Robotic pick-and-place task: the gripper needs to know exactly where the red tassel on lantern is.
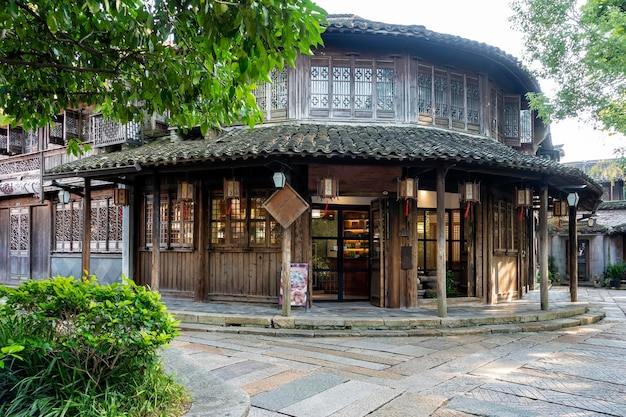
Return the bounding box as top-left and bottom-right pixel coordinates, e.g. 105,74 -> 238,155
464,203 -> 470,218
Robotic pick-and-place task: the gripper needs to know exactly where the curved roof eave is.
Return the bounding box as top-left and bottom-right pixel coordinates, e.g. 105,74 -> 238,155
44,123 -> 601,200
323,14 -> 541,93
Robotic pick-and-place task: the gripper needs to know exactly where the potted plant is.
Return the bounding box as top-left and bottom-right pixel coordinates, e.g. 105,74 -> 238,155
604,261 -> 626,289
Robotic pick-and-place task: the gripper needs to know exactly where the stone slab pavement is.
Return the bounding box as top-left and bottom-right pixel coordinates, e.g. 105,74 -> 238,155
162,287 -> 626,416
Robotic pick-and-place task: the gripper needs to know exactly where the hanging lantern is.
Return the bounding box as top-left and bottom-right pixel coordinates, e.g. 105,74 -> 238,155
224,178 -> 241,200
398,177 -> 418,217
398,177 -> 418,200
113,187 -> 129,206
459,181 -> 480,203
552,200 -> 568,217
178,181 -> 194,201
317,177 -> 339,199
514,187 -> 533,208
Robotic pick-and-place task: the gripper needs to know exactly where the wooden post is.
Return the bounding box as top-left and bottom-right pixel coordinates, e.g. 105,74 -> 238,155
81,178 -> 91,278
151,174 -> 161,290
282,225 -> 292,316
540,185 -> 549,311
569,204 -> 578,302
407,199 -> 418,308
436,164 -> 447,318
196,183 -> 206,301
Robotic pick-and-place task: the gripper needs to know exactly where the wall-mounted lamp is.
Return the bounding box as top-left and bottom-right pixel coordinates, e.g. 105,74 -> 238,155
566,192 -> 580,208
459,181 -> 480,203
587,217 -> 595,227
58,190 -> 70,204
272,172 -> 286,189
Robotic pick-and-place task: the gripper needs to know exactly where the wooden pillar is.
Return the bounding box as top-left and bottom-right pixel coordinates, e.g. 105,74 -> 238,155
436,164 -> 447,318
81,178 -> 91,277
151,173 -> 161,290
196,182 -> 206,301
539,185 -> 549,311
281,226 -> 292,316
569,203 -> 578,302
407,200 -> 418,308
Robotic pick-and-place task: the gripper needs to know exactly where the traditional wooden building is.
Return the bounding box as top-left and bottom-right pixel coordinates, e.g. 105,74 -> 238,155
36,15 -> 604,308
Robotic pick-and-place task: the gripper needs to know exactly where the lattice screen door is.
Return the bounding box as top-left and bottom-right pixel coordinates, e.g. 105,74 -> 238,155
9,207 -> 30,281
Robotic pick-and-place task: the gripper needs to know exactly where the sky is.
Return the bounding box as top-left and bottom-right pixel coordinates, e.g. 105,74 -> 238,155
313,0 -> 622,163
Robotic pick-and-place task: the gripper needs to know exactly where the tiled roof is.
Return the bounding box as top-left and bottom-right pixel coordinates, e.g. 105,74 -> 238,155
45,122 -> 601,192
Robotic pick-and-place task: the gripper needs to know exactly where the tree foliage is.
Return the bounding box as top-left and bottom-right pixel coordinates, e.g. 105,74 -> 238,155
510,0 -> 626,134
0,0 -> 326,135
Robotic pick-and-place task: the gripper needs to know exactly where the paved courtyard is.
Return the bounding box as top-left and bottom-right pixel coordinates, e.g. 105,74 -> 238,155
169,288 -> 626,416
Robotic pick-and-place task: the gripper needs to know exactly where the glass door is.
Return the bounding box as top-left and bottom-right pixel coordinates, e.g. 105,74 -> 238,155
312,207 -> 370,301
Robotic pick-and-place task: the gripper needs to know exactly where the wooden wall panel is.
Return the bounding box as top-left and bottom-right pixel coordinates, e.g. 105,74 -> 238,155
309,165 -> 402,195
208,250 -> 281,302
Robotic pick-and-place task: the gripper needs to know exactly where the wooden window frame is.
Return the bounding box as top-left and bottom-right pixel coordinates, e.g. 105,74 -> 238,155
145,193 -> 195,250
309,55 -> 396,119
210,191 -> 281,249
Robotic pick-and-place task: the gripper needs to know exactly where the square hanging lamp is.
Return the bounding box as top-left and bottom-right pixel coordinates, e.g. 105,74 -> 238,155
224,178 -> 241,199
515,187 -> 533,208
398,177 -> 418,200
318,177 -> 339,199
460,181 -> 480,203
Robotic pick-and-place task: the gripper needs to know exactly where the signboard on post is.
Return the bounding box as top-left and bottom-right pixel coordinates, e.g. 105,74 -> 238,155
262,183 -> 309,228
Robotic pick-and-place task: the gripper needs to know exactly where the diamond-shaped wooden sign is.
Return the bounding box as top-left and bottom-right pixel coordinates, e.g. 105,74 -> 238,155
263,183 -> 309,228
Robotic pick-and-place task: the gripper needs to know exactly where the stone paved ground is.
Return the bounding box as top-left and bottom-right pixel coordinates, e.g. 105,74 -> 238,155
171,288 -> 626,416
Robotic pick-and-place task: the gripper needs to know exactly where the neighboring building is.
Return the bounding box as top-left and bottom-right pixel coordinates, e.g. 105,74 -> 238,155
551,159 -> 626,285
4,15 -> 602,308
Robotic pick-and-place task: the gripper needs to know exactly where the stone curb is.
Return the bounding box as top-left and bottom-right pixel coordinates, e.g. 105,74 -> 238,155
173,305 -> 606,338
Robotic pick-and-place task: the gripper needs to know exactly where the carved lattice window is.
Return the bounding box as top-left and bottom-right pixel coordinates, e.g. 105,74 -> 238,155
145,193 -> 194,249
55,199 -> 122,253
450,74 -> 465,122
310,64 -> 330,109
418,65 -> 433,115
253,69 -> 288,120
310,56 -> 395,118
434,69 -> 449,118
520,109 -> 533,144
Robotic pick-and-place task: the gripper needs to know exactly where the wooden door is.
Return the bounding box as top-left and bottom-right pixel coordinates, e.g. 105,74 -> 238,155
0,209 -> 8,282
9,207 -> 30,282
370,199 -> 388,307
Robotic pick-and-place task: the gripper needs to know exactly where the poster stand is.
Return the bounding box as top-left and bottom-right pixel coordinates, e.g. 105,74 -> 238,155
278,263 -> 309,310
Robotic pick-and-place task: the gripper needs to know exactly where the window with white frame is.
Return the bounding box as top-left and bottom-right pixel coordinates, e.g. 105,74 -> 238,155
309,56 -> 395,119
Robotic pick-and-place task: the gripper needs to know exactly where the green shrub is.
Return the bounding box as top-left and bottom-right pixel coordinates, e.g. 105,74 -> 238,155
0,276 -> 186,417
604,261 -> 626,287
